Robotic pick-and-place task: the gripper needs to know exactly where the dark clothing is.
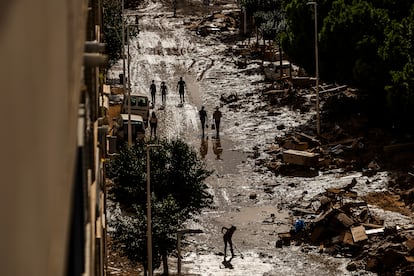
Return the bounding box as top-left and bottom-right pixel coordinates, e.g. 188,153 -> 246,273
150,83 -> 156,104
199,108 -> 207,136
161,83 -> 167,105
213,109 -> 222,137
177,79 -> 186,103
222,226 -> 236,258
149,115 -> 158,138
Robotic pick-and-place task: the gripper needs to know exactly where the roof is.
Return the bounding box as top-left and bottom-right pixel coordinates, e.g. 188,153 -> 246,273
120,113 -> 144,122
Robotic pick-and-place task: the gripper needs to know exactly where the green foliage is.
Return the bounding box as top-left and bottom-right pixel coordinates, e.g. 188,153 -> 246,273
282,0 -> 315,72
282,0 -> 414,129
240,0 -> 286,41
108,139 -> 213,271
103,0 -> 140,67
103,0 -> 123,67
380,6 -> 414,127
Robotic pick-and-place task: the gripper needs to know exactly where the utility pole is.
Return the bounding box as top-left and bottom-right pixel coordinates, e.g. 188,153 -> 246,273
146,144 -> 162,276
121,0 -> 133,146
307,1 -> 320,135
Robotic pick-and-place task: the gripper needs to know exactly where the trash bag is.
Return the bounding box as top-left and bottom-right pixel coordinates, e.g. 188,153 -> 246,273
294,220 -> 305,233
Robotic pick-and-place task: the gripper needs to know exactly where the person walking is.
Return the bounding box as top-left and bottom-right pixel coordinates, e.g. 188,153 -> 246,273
221,225 -> 236,259
150,80 -> 156,106
160,81 -> 168,106
149,111 -> 158,139
176,76 -> 186,104
199,106 -> 207,137
213,106 -> 222,137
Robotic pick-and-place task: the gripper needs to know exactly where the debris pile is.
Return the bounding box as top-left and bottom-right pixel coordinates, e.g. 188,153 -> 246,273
185,10 -> 239,36
276,178 -> 414,274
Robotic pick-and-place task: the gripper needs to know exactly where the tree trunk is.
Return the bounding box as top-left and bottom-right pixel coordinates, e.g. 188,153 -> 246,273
162,253 -> 169,275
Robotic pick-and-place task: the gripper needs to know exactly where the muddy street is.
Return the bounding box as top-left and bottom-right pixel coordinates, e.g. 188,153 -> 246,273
107,1 -> 410,275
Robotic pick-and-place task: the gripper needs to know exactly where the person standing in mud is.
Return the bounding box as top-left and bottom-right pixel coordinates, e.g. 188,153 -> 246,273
160,81 -> 168,106
199,106 -> 207,137
150,80 -> 156,105
177,76 -> 186,104
149,111 -> 158,139
222,225 -> 236,258
213,106 -> 222,137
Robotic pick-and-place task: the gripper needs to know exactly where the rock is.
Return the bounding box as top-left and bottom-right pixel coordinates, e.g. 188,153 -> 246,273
346,261 -> 358,271
249,193 -> 257,199
275,240 -> 283,248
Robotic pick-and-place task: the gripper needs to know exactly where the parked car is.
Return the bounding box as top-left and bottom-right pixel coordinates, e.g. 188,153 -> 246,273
122,94 -> 150,123
119,113 -> 146,143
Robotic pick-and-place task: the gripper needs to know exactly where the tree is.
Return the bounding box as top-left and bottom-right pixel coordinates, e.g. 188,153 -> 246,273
282,0 -> 414,130
108,139 -> 213,275
103,0 -> 123,67
379,6 -> 414,129
240,0 -> 285,43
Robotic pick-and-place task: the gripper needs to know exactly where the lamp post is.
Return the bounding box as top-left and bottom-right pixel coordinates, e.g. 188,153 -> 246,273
307,1 -> 320,135
146,144 -> 162,276
126,24 -> 133,147
120,0 -> 133,147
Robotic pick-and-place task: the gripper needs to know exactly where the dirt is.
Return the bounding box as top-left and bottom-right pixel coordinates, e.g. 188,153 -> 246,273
105,0 -> 414,275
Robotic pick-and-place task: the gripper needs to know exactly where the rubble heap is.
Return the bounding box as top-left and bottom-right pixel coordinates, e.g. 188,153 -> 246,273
277,178 -> 414,275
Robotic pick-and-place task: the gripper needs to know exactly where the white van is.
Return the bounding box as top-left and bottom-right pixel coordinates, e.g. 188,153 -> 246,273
123,94 -> 150,122
119,113 -> 146,142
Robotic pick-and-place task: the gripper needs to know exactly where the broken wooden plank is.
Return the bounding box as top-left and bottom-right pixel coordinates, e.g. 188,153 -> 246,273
283,149 -> 319,166
283,140 -> 308,151
324,137 -> 363,147
342,230 -> 354,245
361,223 -> 384,229
335,212 -> 355,228
350,225 -> 368,242
316,85 -> 347,95
365,228 -> 384,235
295,132 -> 321,145
292,207 -> 316,215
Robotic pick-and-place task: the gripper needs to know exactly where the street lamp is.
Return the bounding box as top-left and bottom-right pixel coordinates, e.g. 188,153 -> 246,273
120,0 -> 133,146
146,144 -> 162,276
126,23 -> 139,146
307,1 -> 320,135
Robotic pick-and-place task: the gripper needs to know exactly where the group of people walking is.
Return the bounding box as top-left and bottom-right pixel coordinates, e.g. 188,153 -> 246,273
199,105 -> 222,138
149,76 -> 187,106
149,80 -> 168,106
147,77 -> 224,142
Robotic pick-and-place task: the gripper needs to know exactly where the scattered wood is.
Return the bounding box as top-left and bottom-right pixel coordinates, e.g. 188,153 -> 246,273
283,149 -> 319,166
361,223 -> 384,229
295,132 -> 321,145
292,207 -> 316,215
365,228 -> 384,235
350,225 -> 368,242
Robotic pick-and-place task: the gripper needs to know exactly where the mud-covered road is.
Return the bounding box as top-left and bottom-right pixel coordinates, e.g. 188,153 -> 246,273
107,1 -> 410,275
